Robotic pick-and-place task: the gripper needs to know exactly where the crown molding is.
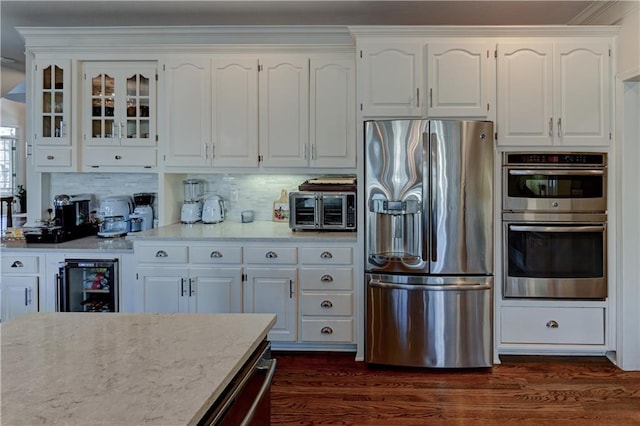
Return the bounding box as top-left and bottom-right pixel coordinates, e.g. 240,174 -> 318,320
348,25 -> 620,38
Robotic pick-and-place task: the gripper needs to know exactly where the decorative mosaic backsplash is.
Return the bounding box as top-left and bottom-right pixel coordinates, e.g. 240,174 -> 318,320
49,172 -> 318,223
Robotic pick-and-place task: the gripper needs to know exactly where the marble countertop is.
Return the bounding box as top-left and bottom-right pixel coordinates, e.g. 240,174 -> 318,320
126,221 -> 358,242
0,312 -> 276,425
1,235 -> 134,252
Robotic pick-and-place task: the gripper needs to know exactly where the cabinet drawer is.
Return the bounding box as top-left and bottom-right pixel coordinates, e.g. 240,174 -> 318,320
84,148 -> 157,168
1,255 -> 39,274
299,247 -> 352,265
245,247 -> 297,264
300,293 -> 353,316
301,318 -> 354,342
501,306 -> 605,345
299,268 -> 353,291
136,244 -> 188,264
35,148 -> 72,167
190,246 -> 242,264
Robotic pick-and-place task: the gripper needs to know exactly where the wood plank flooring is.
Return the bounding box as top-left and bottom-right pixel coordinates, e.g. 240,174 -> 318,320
271,352 -> 640,425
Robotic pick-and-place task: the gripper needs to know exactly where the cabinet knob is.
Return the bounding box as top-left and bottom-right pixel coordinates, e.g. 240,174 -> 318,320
320,300 -> 333,308
321,326 -> 333,335
155,250 -> 168,258
265,251 -> 278,259
47,155 -> 54,160
210,251 -> 223,258
546,320 -> 559,329
320,251 -> 333,259
115,155 -> 122,160
11,260 -> 24,268
320,274 -> 334,282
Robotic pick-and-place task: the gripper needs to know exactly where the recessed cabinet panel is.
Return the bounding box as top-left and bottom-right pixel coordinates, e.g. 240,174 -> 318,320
34,148 -> 72,168
427,43 -> 490,117
1,277 -> 39,322
34,60 -> 71,147
359,40 -> 424,117
163,58 -> 211,167
212,57 -> 259,167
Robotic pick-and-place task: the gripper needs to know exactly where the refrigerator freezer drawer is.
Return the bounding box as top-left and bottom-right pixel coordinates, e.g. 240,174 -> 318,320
366,274 -> 492,368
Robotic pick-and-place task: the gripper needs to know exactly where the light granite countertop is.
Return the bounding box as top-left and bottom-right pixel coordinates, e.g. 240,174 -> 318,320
126,220 -> 358,242
0,312 -> 276,425
1,235 -> 134,251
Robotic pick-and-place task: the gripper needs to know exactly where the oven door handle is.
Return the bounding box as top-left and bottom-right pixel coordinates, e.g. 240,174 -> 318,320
508,169 -> 604,176
509,225 -> 605,233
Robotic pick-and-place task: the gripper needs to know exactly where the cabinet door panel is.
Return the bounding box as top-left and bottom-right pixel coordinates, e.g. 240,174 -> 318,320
190,268 -> 242,313
212,57 -> 259,167
259,56 -> 309,167
34,59 -> 72,147
163,58 -> 211,167
1,277 -> 39,322
140,273 -> 183,313
427,43 -> 490,117
555,42 -> 610,146
359,41 -> 423,117
497,43 -> 553,146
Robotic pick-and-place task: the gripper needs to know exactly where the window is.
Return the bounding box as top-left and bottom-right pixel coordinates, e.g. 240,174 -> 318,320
0,126 -> 17,195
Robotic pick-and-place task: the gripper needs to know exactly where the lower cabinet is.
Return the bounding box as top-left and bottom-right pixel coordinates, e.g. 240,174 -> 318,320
1,254 -> 41,322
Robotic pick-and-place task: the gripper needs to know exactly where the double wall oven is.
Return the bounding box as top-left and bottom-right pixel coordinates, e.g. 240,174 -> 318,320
502,152 -> 607,299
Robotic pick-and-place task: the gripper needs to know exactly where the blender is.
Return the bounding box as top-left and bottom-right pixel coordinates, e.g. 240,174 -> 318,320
181,179 -> 204,223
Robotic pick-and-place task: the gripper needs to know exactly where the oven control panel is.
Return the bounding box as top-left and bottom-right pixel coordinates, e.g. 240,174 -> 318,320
504,152 -> 606,166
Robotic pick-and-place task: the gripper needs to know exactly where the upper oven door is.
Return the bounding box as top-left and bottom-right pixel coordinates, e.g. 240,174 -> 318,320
503,167 -> 606,213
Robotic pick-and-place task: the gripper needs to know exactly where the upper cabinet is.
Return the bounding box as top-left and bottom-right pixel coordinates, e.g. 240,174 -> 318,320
82,62 -> 157,169
163,53 -> 355,170
426,42 -> 492,118
497,41 -> 611,147
358,39 -> 424,118
357,38 -> 492,119
33,59 -> 74,171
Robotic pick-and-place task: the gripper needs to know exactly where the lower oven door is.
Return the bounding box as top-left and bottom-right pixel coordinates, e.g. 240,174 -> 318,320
503,215 -> 607,299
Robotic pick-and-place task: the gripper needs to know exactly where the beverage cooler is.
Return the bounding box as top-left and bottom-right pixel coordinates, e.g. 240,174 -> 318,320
58,259 -> 119,312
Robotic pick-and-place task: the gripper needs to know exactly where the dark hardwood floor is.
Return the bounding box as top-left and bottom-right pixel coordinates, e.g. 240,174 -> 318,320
271,352 -> 640,425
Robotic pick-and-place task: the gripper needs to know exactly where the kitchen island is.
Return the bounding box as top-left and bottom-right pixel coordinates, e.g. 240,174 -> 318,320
0,312 -> 276,425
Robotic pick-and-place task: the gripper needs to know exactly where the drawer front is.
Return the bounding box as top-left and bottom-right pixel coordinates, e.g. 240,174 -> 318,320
299,247 -> 353,265
84,148 -> 157,168
300,293 -> 353,316
190,246 -> 242,264
245,247 -> 297,264
301,318 -> 354,343
501,306 -> 605,345
35,148 -> 72,167
1,255 -> 39,274
299,268 -> 353,291
136,244 -> 188,264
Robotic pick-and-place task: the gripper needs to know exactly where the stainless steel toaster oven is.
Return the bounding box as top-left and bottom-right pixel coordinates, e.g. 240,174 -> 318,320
289,191 -> 356,231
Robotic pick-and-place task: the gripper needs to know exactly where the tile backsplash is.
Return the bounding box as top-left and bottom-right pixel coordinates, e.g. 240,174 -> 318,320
49,173 -> 321,223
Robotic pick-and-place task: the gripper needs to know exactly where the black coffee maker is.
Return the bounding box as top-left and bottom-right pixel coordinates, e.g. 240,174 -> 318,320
25,194 -> 97,243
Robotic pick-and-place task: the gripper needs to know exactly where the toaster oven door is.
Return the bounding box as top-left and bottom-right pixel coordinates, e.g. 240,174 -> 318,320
290,193 -> 318,229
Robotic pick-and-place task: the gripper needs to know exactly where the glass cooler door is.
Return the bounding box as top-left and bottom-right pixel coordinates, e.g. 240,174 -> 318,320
58,259 -> 119,312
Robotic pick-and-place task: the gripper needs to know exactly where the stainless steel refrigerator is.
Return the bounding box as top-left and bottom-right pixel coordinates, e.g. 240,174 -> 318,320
365,119 -> 494,368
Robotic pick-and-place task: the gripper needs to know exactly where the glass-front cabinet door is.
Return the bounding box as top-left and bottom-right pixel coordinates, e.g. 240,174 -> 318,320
83,62 -> 156,147
34,59 -> 71,146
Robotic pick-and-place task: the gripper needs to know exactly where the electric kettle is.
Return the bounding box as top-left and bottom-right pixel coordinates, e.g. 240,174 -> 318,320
202,195 -> 225,224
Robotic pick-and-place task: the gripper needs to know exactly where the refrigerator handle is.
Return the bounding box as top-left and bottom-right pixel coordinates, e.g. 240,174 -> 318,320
422,131 -> 430,264
430,132 -> 438,263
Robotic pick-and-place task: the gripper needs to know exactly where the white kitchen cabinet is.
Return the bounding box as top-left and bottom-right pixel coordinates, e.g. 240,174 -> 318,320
163,56 -> 259,169
298,246 -> 355,343
309,56 -> 356,168
1,254 -> 41,322
358,39 -> 424,118
258,55 -> 309,167
497,40 -> 611,147
244,246 -> 298,341
82,62 -> 157,169
33,58 -> 74,171
138,267 -> 184,313
426,42 -> 492,118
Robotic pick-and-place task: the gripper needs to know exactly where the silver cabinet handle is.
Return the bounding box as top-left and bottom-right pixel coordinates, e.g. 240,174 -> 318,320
289,280 -> 294,298
189,278 -> 195,296
180,278 -> 186,296
210,251 -> 223,258
303,144 -> 307,160
320,251 -> 332,259
549,117 -> 553,137
155,250 -> 168,257
546,320 -> 559,329
557,118 -> 562,137
321,326 -> 333,335
204,144 -> 208,159
429,88 -> 433,107
11,260 -> 24,268
265,251 -> 278,259
416,88 -> 420,108
320,274 -> 333,282
211,143 -> 215,159
311,144 -> 316,160
320,300 -> 333,308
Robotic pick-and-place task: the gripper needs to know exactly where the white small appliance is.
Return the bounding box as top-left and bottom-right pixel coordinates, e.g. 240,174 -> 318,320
202,195 -> 225,224
130,193 -> 155,233
97,195 -> 134,237
181,179 -> 204,224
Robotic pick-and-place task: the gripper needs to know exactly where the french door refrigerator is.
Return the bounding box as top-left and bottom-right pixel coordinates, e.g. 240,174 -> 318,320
365,119 -> 494,368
